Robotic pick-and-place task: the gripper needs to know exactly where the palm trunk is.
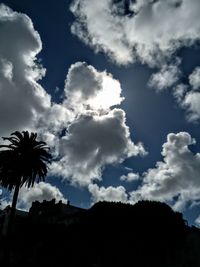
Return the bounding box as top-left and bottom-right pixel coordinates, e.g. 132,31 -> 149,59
11,183 -> 20,214
3,183 -> 20,267
7,182 -> 20,236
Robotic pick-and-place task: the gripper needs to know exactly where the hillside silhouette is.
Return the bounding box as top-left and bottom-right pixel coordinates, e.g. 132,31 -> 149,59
0,200 -> 200,266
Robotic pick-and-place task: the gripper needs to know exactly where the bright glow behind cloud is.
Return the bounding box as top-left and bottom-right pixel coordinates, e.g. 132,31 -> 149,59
88,74 -> 124,110
64,62 -> 124,112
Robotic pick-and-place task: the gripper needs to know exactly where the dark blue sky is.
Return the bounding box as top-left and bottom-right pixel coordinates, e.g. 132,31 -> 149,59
1,0 -> 200,225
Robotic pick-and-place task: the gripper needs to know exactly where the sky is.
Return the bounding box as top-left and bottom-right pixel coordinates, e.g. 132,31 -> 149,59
0,0 -> 200,226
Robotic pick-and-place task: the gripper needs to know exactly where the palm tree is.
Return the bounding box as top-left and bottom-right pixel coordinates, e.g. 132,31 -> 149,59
0,131 -> 51,232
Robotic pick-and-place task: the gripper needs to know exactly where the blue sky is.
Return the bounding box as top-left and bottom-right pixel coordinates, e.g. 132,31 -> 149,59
1,0 -> 200,226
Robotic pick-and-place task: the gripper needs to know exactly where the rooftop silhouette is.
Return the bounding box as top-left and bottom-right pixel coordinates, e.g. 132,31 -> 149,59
0,199 -> 200,266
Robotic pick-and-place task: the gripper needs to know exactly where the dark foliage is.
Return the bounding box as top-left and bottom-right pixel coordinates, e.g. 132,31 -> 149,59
0,131 -> 51,190
0,130 -> 51,259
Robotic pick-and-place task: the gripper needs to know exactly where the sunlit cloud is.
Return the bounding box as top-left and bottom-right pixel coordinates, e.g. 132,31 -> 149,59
130,132 -> 200,211
0,5 -> 146,189
64,62 -> 124,112
88,74 -> 124,110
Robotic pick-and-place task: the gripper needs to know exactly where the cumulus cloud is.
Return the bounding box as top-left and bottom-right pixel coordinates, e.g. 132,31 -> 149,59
120,172 -> 140,182
36,104 -> 73,139
0,5 -> 144,189
86,131 -> 200,210
149,64 -> 181,91
47,61 -> 146,186
0,4 -> 76,152
88,183 -> 128,203
0,182 -> 67,211
64,62 -> 124,111
17,182 -> 67,210
64,62 -> 102,102
51,108 -> 147,186
70,0 -> 200,66
0,4 -> 51,138
130,132 -> 200,211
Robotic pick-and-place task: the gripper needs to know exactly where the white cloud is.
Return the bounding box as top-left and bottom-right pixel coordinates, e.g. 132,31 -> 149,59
70,0 -> 200,126
17,182 -> 67,210
149,64 -> 181,91
36,103 -> 73,136
64,62 -> 102,110
70,0 -> 200,66
0,182 -> 67,211
69,0 -> 200,126
88,183 -> 128,203
0,5 -> 144,189
50,108 -> 147,186
120,172 -> 140,182
64,62 -> 124,111
130,132 -> 200,211
0,4 -> 51,138
46,60 -> 147,187
189,67 -> 200,90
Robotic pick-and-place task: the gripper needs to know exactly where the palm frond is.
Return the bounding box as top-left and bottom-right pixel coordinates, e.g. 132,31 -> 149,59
0,131 -> 52,190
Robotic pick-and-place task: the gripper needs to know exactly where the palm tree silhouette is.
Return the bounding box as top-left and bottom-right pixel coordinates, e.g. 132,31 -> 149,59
0,131 -> 51,233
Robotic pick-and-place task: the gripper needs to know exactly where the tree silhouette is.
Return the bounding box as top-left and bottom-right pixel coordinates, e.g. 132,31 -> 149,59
0,131 -> 51,233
